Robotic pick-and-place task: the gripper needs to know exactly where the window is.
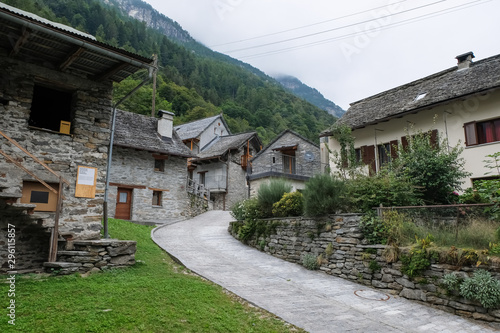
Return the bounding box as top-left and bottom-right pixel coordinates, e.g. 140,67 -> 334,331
152,190 -> 162,206
154,159 -> 165,172
464,118 -> 500,146
282,151 -> 296,175
378,143 -> 391,166
355,148 -> 362,163
29,85 -> 73,133
198,172 -> 206,186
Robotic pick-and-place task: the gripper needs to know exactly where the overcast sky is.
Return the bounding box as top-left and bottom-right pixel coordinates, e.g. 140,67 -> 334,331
141,0 -> 500,110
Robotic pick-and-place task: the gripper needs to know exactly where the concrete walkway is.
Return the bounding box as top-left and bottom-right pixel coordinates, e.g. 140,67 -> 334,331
152,210 -> 499,333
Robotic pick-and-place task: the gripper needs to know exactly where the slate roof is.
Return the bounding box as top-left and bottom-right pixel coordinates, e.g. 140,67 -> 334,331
174,115 -> 230,141
195,132 -> 261,160
113,110 -> 194,158
252,129 -> 319,161
337,53 -> 500,130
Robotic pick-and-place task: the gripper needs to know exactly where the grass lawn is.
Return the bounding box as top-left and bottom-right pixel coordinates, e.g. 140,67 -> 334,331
1,219 -> 302,332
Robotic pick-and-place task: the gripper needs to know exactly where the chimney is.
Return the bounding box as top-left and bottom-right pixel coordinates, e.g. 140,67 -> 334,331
157,110 -> 174,139
455,51 -> 475,70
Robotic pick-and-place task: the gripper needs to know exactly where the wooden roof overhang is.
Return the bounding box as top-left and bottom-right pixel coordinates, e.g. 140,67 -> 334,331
0,3 -> 154,82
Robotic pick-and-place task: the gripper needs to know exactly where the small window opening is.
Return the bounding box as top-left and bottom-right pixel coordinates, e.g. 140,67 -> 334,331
154,159 -> 165,172
29,85 -> 73,133
152,190 -> 162,206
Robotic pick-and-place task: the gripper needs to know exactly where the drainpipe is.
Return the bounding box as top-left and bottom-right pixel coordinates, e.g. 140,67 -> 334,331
103,71 -> 153,238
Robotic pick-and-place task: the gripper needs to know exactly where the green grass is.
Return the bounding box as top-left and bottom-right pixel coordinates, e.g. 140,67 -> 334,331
401,217 -> 499,250
1,219 -> 302,332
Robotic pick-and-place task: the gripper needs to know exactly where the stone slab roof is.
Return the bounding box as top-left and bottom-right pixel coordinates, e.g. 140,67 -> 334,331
174,115 -> 230,141
114,110 -> 194,158
252,129 -> 319,161
337,53 -> 500,130
195,132 -> 260,160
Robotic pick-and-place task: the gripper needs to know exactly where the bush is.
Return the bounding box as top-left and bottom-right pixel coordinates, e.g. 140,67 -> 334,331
441,273 -> 462,294
272,191 -> 303,217
460,269 -> 500,309
360,213 -> 389,245
303,174 -> 347,216
230,198 -> 262,221
394,130 -> 470,204
257,179 -> 292,217
347,171 -> 422,213
302,253 -> 319,270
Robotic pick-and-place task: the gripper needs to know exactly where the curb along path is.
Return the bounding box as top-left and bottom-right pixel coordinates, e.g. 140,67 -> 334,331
152,210 -> 498,333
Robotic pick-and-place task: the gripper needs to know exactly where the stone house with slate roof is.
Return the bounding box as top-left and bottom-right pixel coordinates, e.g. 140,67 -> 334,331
0,3 -> 153,272
321,52 -> 500,188
192,131 -> 262,210
174,114 -> 230,154
248,129 -> 321,197
108,110 -> 195,222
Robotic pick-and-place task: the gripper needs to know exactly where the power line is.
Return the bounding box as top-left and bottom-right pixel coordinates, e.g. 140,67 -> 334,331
219,0 -> 446,54
209,0 -> 410,48
236,0 -> 489,60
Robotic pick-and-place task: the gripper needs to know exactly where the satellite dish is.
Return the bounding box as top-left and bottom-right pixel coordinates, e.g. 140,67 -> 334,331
304,151 -> 315,162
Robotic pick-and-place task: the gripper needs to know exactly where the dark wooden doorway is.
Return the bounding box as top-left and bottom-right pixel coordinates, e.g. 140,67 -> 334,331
115,188 -> 132,220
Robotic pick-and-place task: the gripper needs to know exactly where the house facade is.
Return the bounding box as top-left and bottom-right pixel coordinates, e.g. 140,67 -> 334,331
108,110 -> 196,223
0,4 -> 153,272
174,114 -> 230,154
321,52 -> 500,188
248,129 -> 321,196
192,131 -> 262,210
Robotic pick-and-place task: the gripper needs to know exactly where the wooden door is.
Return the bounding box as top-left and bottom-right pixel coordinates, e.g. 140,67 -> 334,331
115,188 -> 132,220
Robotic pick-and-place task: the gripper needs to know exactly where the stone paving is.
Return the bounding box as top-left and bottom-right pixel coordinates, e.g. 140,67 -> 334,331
152,210 -> 500,333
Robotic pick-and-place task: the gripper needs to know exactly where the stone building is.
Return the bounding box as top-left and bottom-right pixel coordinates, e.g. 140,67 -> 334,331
248,129 -> 321,196
108,110 -> 195,222
0,4 -> 153,272
192,132 -> 262,210
174,114 -> 230,154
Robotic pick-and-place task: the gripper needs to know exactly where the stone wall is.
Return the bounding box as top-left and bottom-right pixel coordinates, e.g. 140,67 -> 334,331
109,147 -> 191,222
0,55 -> 112,239
43,239 -> 136,275
229,216 -> 500,323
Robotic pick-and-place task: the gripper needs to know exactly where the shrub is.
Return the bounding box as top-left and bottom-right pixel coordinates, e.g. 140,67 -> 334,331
347,171 -> 422,213
460,270 -> 500,309
394,130 -> 471,204
302,253 -> 319,270
400,235 -> 435,278
302,174 -> 348,216
230,198 -> 262,221
272,191 -> 303,217
360,210 -> 414,246
441,273 -> 462,294
360,213 -> 389,245
257,179 -> 292,217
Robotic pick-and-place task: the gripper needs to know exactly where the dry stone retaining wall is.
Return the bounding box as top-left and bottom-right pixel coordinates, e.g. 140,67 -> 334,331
229,215 -> 500,323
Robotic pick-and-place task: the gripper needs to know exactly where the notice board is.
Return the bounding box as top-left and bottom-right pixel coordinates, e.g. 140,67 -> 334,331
75,166 -> 97,198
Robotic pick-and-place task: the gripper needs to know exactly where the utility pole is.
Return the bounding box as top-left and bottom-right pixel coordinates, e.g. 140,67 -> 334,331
151,54 -> 158,117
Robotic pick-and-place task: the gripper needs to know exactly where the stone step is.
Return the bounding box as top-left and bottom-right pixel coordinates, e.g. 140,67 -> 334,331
43,262 -> 82,269
57,250 -> 92,256
10,202 -> 36,212
0,191 -> 22,199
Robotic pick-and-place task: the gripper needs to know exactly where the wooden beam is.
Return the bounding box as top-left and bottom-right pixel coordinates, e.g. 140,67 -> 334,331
148,187 -> 170,192
0,129 -> 69,185
9,27 -> 31,57
0,148 -> 58,194
94,62 -> 128,81
152,154 -> 169,160
59,47 -> 85,71
109,182 -> 146,189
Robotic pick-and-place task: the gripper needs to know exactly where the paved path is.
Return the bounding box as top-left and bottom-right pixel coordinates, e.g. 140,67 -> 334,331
152,210 -> 499,333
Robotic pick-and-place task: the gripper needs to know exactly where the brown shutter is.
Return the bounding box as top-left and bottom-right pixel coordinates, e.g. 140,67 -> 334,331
464,122 -> 477,146
361,145 -> 368,164
390,140 -> 398,160
429,129 -> 439,149
401,136 -> 409,151
365,145 -> 376,176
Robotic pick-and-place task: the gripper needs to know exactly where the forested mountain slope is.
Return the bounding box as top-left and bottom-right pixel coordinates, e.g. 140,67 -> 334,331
2,0 -> 336,144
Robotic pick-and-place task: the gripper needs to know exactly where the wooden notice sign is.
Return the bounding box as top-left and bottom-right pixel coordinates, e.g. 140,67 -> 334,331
75,166 -> 97,198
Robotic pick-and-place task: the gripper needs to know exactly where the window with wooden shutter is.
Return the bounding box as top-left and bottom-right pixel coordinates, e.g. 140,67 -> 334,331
429,129 -> 439,149
464,119 -> 500,146
365,145 -> 376,176
390,140 -> 398,160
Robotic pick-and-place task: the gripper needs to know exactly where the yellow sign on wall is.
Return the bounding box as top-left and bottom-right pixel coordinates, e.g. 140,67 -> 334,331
75,166 -> 97,198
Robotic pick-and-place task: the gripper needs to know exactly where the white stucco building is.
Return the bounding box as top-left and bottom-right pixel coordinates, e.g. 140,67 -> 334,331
321,52 -> 500,188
